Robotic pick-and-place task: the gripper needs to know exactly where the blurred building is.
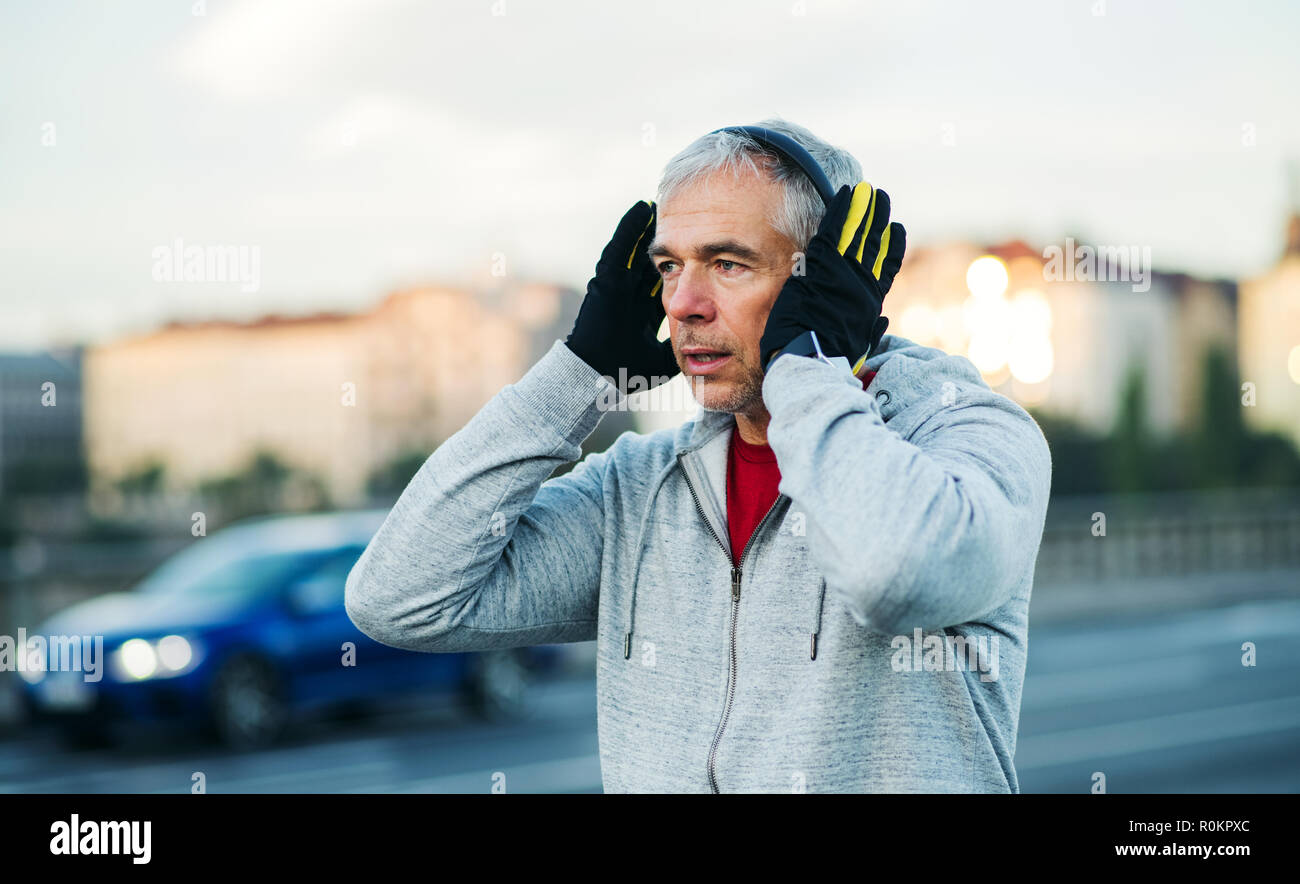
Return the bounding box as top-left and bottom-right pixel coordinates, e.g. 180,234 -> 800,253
886,239 -> 1236,436
0,349 -> 84,500
1238,209 -> 1300,450
83,282 -> 568,508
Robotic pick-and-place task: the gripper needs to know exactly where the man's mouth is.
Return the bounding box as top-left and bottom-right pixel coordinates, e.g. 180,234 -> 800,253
682,348 -> 732,374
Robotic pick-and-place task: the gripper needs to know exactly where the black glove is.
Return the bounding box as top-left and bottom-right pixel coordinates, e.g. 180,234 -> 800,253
565,200 -> 679,393
759,181 -> 906,376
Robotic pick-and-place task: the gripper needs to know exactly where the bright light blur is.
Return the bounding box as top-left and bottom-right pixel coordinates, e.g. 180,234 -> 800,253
157,635 -> 193,671
968,331 -> 1009,374
965,256 -> 1010,300
1009,289 -> 1052,337
110,635 -> 200,681
963,292 -> 1012,373
116,638 -> 158,681
936,305 -> 966,354
1008,289 -> 1054,384
1289,344 -> 1300,384
1009,338 -> 1054,385
893,260 -> 1058,385
898,304 -> 938,343
940,260 -> 1058,385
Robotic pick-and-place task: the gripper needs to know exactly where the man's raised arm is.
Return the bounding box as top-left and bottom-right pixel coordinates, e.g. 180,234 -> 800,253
344,339 -> 615,653
763,350 -> 1052,636
757,180 -> 1050,634
346,198 -> 679,654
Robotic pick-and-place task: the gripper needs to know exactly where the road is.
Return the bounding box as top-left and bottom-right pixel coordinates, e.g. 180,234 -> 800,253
1,596 -> 1297,793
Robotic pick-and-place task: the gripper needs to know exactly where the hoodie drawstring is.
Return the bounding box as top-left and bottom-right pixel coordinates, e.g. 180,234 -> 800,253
809,577 -> 827,660
624,457 -> 680,659
622,456 -> 828,663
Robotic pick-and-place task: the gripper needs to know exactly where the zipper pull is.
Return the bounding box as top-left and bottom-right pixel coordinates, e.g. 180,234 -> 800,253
731,566 -> 741,602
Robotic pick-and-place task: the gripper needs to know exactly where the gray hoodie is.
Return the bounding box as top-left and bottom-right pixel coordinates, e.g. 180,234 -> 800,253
345,333 -> 1053,792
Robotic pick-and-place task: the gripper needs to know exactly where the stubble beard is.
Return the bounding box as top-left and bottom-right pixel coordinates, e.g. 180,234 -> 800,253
688,355 -> 766,417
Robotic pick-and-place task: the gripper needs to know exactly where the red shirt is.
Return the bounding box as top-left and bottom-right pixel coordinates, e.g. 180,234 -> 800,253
726,368 -> 876,563
726,430 -> 782,565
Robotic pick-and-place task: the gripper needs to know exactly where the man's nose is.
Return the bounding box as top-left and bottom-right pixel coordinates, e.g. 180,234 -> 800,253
665,263 -> 717,323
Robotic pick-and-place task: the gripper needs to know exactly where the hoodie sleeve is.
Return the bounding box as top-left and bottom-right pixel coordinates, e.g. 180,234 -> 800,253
344,339 -> 614,653
762,350 -> 1052,635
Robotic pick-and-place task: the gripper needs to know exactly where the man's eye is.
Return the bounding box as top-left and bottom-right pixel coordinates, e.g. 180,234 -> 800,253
655,261 -> 676,275
718,260 -> 745,272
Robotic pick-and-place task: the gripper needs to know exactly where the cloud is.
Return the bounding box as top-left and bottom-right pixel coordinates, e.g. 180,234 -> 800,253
172,0 -> 411,101
303,93 -> 456,159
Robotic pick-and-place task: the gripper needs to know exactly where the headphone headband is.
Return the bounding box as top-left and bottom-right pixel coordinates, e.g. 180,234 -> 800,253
708,124 -> 838,206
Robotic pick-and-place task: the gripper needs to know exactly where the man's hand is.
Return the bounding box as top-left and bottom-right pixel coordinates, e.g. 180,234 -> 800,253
760,181 -> 906,376
565,200 -> 679,393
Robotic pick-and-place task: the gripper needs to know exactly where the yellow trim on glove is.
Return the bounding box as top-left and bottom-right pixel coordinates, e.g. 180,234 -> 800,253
628,201 -> 655,269
837,182 -> 874,257
871,223 -> 891,280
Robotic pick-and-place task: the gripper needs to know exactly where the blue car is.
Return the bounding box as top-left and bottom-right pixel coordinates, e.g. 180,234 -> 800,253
19,509 -> 561,749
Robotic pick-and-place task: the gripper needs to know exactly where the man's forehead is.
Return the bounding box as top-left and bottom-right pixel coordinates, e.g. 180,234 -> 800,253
659,167 -> 781,218
652,170 -> 787,255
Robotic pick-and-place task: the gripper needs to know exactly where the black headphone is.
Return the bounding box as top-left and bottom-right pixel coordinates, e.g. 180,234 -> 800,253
708,124 -> 837,206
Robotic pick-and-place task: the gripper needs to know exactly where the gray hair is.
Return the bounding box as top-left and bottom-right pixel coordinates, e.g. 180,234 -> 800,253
654,117 -> 862,248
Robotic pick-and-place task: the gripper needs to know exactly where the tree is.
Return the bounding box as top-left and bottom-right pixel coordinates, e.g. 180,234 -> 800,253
1104,358 -> 1153,493
1025,410 -> 1106,495
114,460 -> 165,495
197,449 -> 310,520
367,449 -> 435,499
1191,344 -> 1246,488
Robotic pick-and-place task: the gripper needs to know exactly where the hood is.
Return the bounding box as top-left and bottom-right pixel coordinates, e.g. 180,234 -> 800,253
38,589 -> 261,643
669,333 -> 930,457
621,334 -> 940,662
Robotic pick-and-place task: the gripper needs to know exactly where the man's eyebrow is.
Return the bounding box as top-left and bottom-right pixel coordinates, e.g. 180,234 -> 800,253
646,239 -> 765,264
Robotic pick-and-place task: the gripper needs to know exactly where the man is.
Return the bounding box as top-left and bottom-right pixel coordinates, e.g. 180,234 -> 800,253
345,118 -> 1053,793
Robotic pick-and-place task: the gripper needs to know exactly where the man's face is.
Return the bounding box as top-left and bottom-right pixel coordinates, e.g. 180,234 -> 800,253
650,166 -> 798,416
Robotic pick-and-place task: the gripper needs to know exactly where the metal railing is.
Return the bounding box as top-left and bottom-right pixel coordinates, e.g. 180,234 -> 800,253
1034,487 -> 1300,584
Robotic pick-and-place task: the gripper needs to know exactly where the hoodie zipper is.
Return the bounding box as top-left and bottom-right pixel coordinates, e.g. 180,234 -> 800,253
677,452 -> 785,794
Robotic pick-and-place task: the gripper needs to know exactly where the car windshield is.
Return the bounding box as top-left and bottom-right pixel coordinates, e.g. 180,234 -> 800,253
137,546 -> 316,600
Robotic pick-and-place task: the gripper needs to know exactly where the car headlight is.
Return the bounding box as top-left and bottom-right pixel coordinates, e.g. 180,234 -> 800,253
116,638 -> 156,680
156,635 -> 193,671
110,635 -> 202,682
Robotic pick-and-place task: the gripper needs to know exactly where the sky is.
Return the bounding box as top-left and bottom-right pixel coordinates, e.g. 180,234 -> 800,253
2,0 -> 1298,351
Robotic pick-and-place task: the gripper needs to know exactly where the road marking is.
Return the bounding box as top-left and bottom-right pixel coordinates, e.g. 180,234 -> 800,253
1022,652 -> 1214,708
1016,695 -> 1300,770
1027,597 -> 1300,671
374,754 -> 602,794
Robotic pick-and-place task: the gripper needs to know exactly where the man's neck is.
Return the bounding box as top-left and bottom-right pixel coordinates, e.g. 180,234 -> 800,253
733,408 -> 771,446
